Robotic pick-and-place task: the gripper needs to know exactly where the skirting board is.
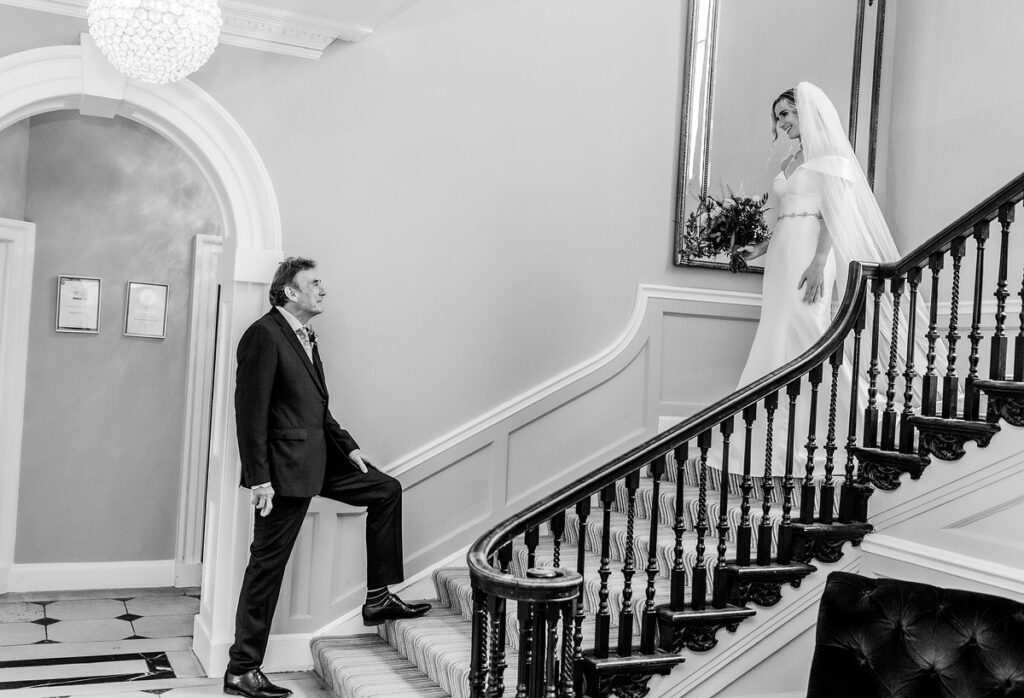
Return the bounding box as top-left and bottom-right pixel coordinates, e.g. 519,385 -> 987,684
6,559 -> 175,592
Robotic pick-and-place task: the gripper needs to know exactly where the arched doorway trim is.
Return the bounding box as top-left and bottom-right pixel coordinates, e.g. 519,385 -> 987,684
0,38 -> 281,674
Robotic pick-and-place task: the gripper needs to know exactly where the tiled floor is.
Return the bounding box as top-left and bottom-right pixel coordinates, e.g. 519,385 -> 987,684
0,587 -> 334,697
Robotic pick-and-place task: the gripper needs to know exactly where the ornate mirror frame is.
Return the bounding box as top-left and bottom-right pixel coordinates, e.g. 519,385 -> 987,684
672,0 -> 888,270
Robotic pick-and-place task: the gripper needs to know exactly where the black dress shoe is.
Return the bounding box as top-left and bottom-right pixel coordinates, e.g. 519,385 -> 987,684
362,593 -> 432,626
224,668 -> 292,698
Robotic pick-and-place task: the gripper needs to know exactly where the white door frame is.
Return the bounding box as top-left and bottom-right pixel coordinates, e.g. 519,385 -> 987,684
0,36 -> 283,675
175,233 -> 224,587
0,218 -> 35,593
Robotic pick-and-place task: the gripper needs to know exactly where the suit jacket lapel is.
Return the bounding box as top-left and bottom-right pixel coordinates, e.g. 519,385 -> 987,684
270,311 -> 327,397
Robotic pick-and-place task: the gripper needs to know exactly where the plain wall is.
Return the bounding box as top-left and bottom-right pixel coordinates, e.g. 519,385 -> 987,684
15,111 -> 220,563
184,0 -> 765,462
885,0 -> 1024,248
0,118 -> 28,219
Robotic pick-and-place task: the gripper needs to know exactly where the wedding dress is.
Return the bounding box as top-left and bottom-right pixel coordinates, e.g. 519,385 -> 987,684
736,163 -> 836,388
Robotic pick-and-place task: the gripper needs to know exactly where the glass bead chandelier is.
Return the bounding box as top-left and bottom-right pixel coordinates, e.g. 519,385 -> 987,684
87,0 -> 223,84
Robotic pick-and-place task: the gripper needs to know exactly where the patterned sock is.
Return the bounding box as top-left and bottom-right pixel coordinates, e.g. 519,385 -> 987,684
365,586 -> 389,606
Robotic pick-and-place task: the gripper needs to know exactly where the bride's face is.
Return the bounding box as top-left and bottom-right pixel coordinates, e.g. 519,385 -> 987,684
774,100 -> 800,141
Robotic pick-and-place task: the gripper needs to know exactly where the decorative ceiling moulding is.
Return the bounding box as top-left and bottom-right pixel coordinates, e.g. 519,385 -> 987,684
0,0 -> 372,59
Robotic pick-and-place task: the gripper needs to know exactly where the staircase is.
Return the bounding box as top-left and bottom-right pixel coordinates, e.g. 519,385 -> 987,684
312,172 -> 1024,698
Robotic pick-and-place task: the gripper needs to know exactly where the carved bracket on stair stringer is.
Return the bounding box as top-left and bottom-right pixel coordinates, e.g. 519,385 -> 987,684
791,522 -> 873,565
654,604 -> 756,654
580,650 -> 685,698
910,416 -> 1000,461
730,580 -> 783,607
986,394 -> 1024,427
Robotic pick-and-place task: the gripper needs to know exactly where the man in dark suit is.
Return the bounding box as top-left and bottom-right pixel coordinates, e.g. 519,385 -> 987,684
224,257 -> 430,698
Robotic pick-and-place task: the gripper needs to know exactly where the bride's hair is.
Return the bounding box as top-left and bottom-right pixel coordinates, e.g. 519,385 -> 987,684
770,88 -> 797,143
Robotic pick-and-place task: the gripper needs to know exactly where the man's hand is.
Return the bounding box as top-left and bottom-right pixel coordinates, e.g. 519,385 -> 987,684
252,484 -> 274,517
348,448 -> 371,474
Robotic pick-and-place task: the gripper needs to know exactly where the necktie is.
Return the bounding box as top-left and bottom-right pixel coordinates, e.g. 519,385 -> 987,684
296,326 -> 313,360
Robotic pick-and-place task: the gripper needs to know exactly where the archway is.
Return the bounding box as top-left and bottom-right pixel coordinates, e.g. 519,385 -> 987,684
0,36 -> 281,674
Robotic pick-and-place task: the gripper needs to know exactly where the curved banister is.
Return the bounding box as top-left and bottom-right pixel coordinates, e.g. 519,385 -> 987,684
468,169 -> 1024,599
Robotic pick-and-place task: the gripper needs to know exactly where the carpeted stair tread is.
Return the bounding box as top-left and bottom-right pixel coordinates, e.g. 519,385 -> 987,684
376,606 -> 517,698
312,634 -> 451,698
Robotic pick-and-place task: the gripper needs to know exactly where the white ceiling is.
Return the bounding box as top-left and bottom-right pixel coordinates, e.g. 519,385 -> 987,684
0,0 -> 421,58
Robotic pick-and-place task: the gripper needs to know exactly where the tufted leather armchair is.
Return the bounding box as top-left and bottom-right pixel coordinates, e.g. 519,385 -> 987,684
806,571 -> 1024,697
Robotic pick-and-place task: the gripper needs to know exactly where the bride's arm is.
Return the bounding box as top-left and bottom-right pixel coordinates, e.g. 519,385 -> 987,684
798,220 -> 833,303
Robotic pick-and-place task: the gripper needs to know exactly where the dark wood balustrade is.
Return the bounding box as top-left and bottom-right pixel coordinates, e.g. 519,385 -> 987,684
466,172 -> 1024,698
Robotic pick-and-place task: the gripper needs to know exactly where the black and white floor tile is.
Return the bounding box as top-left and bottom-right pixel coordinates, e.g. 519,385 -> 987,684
0,587 -> 336,697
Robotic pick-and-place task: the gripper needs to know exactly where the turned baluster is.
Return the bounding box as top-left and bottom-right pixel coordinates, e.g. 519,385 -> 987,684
943,237 -> 967,418
800,364 -> 823,524
777,380 -> 800,564
617,470 -> 641,656
964,222 -> 990,420
899,268 -> 922,453
840,301 -> 867,523
640,456 -> 666,653
1016,235 -> 1024,381
881,277 -> 905,451
712,417 -> 734,608
525,526 -> 540,571
550,512 -> 565,569
691,429 -> 713,610
670,443 -> 689,610
572,498 -> 589,674
736,404 -> 757,565
592,483 -> 615,658
487,544 -> 513,698
864,278 -> 885,447
470,588 -> 490,698
990,205 -> 1014,381
819,348 -> 843,524
541,602 -> 559,698
515,598 -> 532,698
757,392 -> 778,566
921,253 -> 944,417
558,600 -> 576,698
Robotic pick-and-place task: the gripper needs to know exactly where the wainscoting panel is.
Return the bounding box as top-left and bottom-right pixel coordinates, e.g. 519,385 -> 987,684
660,311 -> 758,408
506,344 -> 649,507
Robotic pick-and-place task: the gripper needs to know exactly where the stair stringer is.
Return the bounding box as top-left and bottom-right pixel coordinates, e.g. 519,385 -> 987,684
650,428 -> 1024,698
858,423 -> 1024,600
645,552 -> 861,698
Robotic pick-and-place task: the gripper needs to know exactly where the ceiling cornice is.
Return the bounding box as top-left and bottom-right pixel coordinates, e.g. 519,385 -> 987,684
0,0 -> 372,59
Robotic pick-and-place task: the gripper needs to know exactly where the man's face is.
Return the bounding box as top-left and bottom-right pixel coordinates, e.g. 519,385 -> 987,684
285,268 -> 326,321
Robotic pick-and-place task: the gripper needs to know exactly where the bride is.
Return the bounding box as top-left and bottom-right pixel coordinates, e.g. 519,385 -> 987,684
738,81 -> 908,390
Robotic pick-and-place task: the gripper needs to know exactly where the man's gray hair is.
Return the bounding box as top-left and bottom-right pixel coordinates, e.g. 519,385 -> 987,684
269,256 -> 317,307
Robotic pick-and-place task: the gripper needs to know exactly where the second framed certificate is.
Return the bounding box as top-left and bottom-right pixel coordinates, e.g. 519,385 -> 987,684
124,281 -> 169,339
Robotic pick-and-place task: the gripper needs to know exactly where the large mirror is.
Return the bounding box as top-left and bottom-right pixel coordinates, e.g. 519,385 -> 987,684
673,0 -> 886,270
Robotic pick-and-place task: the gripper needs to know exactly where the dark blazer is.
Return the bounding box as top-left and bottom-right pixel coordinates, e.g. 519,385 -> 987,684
235,308 -> 359,497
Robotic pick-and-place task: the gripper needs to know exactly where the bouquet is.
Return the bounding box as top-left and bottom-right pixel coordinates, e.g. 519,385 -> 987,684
680,188 -> 771,273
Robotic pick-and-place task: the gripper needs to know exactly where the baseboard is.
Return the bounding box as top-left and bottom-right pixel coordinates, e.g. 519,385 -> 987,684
860,534 -> 1024,600
7,559 -> 175,592
174,561 -> 202,588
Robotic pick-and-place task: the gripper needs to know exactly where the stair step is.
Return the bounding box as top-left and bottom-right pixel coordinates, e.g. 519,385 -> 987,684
312,634 -> 451,698
376,606 -> 517,698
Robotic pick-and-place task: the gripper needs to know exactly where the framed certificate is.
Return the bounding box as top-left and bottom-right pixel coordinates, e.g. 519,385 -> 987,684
124,281 -> 169,339
56,275 -> 101,333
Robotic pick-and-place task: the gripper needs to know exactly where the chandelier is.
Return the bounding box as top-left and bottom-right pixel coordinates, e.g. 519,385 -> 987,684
87,0 -> 223,84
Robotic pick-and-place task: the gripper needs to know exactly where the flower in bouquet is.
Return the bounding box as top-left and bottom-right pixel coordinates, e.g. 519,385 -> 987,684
681,188 -> 771,272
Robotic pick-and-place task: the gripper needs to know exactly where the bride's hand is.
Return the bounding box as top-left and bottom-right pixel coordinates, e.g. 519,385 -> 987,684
798,261 -> 827,303
739,240 -> 769,261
